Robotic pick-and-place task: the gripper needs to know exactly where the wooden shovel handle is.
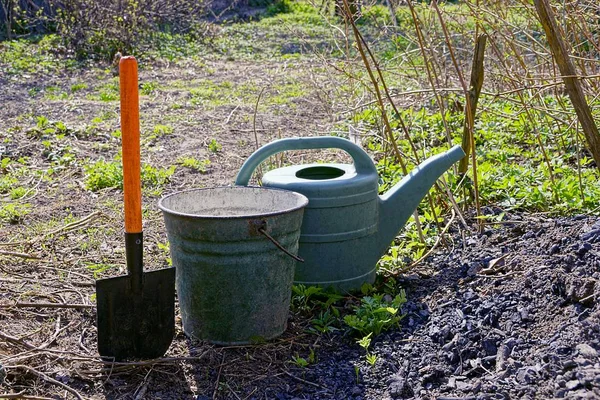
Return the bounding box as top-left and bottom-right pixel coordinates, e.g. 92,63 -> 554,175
119,56 -> 142,234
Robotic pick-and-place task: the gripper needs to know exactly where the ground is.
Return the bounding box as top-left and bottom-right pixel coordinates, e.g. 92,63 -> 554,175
1,31 -> 600,400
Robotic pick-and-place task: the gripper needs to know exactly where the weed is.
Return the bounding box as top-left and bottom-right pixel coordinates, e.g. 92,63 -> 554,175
177,156 -> 210,173
0,203 -> 31,224
366,353 -> 377,367
310,310 -> 339,334
0,174 -> 18,194
208,138 -> 222,153
356,332 -> 378,367
291,284 -> 343,314
344,291 -> 407,336
141,164 -> 176,188
84,159 -> 122,191
70,83 -> 88,93
157,242 -> 172,266
152,124 -> 173,136
44,85 -> 69,100
290,348 -> 316,368
141,81 -> 159,96
85,263 -> 119,279
84,158 -> 176,192
9,187 -> 28,200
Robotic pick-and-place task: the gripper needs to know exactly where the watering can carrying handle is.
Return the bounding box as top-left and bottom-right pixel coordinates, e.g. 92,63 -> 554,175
235,136 -> 377,186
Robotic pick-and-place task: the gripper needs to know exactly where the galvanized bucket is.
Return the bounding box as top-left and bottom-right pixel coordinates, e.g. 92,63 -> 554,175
158,187 -> 308,345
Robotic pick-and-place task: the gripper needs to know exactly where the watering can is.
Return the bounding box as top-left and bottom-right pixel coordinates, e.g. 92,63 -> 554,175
235,136 -> 465,292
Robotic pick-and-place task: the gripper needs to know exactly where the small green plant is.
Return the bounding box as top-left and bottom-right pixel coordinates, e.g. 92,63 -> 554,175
344,292 -> 407,336
84,159 -> 122,191
291,354 -> 309,368
177,156 -> 210,173
85,263 -> 118,279
9,187 -> 28,200
70,83 -> 88,93
157,241 -> 172,266
84,158 -> 175,192
141,81 -> 159,96
366,353 -> 377,367
290,348 -> 316,369
152,124 -> 173,136
141,164 -> 176,188
357,333 -> 377,367
0,203 -> 31,224
291,284 -> 343,314
0,174 -> 18,194
208,138 -> 222,153
310,309 -> 339,334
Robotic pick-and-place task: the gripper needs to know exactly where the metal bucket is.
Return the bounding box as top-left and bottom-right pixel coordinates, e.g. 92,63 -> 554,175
158,187 -> 308,345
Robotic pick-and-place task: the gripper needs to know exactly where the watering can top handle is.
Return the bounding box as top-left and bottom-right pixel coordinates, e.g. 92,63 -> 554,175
235,136 -> 376,186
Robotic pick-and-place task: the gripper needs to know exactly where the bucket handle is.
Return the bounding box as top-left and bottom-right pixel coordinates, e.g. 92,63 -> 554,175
250,219 -> 304,262
235,136 -> 377,186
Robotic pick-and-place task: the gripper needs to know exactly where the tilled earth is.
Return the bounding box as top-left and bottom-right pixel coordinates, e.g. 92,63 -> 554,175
293,212 -> 600,400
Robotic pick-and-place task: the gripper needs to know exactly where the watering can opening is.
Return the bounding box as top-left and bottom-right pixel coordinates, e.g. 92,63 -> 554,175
295,166 -> 346,180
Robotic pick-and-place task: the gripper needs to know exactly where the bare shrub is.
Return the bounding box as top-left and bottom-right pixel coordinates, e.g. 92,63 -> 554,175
1,0 -> 253,58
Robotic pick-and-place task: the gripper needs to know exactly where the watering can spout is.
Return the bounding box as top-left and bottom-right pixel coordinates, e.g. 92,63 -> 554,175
374,145 -> 465,261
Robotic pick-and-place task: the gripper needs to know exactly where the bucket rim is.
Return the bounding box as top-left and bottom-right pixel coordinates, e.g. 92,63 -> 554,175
157,186 -> 309,219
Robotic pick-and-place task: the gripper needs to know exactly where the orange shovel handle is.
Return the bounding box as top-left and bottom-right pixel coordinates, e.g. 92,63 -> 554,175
119,56 -> 142,234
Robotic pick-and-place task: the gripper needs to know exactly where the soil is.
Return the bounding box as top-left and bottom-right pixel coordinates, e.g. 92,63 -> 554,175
1,35 -> 600,400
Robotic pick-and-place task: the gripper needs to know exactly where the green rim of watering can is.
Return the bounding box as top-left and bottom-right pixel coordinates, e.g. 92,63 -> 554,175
235,136 -> 377,186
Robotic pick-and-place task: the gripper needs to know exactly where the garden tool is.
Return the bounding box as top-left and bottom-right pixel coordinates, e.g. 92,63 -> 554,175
96,56 -> 175,360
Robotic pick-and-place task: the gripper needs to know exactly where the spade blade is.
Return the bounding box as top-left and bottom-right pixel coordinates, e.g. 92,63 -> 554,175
96,267 -> 175,361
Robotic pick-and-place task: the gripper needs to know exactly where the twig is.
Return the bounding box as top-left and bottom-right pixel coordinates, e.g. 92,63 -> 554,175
223,104 -> 240,126
213,354 -> 225,400
0,391 -> 54,400
44,211 -> 103,237
226,382 -> 242,400
387,209 -> 457,277
0,330 -> 37,350
133,368 -> 152,400
0,302 -> 94,309
78,328 -> 92,355
10,365 -> 85,400
280,369 -> 328,390
0,250 -> 41,260
252,88 -> 265,152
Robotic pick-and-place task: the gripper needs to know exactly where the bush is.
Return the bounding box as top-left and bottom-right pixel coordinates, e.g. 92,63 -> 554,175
1,0 -> 250,58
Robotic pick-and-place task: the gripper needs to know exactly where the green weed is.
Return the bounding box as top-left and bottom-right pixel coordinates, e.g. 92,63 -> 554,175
85,263 -> 119,279
344,292 -> 407,336
141,81 -> 159,96
70,83 -> 88,93
9,187 -> 28,200
84,159 -> 176,192
208,138 -> 222,153
0,203 -> 31,224
177,156 -> 210,173
84,159 -> 122,191
152,124 -> 173,136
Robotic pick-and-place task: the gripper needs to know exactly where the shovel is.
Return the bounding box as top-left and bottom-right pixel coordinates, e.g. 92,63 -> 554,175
96,56 -> 176,361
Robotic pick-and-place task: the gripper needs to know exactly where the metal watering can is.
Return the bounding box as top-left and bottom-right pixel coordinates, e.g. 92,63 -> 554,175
235,136 -> 465,292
